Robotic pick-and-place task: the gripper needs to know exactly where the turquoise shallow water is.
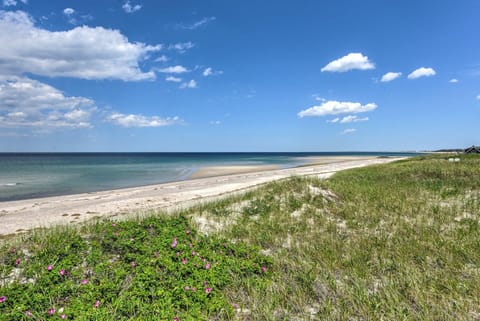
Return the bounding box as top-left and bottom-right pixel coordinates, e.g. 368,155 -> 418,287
0,152 -> 417,201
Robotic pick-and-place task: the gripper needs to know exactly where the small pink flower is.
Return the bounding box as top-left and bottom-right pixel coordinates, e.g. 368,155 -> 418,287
25,310 -> 32,317
0,296 -> 6,303
173,317 -> 179,321
114,233 -> 119,237
60,314 -> 67,319
130,261 -> 136,268
205,287 -> 212,294
189,243 -> 193,248
15,258 -> 21,265
181,258 -> 187,264
184,286 -> 190,291
186,227 -> 190,234
59,269 -> 65,276
47,265 -> 53,271
232,303 -> 239,309
261,266 -> 267,273
47,307 -> 55,315
176,252 -> 180,256
205,263 -> 210,270
171,237 -> 177,248
191,287 -> 196,292
191,251 -> 196,256
81,279 -> 88,285
93,300 -> 100,309
112,223 -> 116,227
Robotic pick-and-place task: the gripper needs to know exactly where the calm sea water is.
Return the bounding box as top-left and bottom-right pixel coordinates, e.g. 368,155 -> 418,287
0,152 -> 417,201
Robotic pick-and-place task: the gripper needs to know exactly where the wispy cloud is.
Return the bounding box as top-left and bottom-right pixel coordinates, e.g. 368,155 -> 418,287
180,80 -> 197,89
178,16 -> 216,30
157,65 -> 189,74
210,120 -> 221,125
0,11 -> 160,81
339,115 -> 369,123
449,78 -> 459,83
321,53 -> 375,73
298,100 -> 377,118
122,1 -> 142,13
106,113 -> 181,128
3,0 -> 27,7
407,67 -> 436,79
381,72 -> 402,82
477,95 -> 480,101
155,55 -> 168,62
341,128 -> 357,135
202,67 -> 223,77
165,76 -> 182,83
168,42 -> 194,53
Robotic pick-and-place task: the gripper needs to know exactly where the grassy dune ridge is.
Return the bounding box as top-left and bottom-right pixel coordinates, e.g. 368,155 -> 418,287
1,154 -> 480,320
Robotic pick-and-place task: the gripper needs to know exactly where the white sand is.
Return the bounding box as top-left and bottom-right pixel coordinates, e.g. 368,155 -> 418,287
0,156 -> 406,236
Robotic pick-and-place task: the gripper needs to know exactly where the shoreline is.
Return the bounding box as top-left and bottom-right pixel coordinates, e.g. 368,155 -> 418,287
0,156 -> 406,236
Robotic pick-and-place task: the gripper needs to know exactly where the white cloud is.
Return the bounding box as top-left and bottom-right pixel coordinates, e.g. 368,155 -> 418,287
203,67 -> 213,77
0,10 -> 160,81
298,100 -> 377,118
3,0 -> 26,6
63,8 -> 74,15
407,67 -> 436,79
122,1 -> 142,13
165,76 -> 182,83
106,112 -> 181,128
380,72 -> 402,82
321,53 -> 375,73
477,95 -> 480,101
168,42 -> 194,53
341,128 -> 356,135
180,79 -> 197,89
0,76 -> 95,129
339,115 -> 369,123
178,16 -> 216,30
210,120 -> 221,125
327,118 -> 340,123
155,55 -> 168,62
449,78 -> 459,83
157,65 -> 189,74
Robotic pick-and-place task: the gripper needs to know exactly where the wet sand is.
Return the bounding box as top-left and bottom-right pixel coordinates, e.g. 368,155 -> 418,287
0,156 -> 406,236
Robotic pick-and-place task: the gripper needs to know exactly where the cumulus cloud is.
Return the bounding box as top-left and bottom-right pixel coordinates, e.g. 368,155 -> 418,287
0,10 -> 160,81
168,42 -> 194,53
106,112 -> 181,128
122,1 -> 142,13
157,65 -> 189,74
179,79 -> 197,89
165,76 -> 182,83
341,128 -> 356,135
298,100 -> 377,118
0,76 -> 95,129
202,67 -> 222,77
407,67 -> 436,79
381,72 -> 402,82
178,16 -> 216,30
63,8 -> 74,15
321,53 -> 375,73
449,78 -> 459,83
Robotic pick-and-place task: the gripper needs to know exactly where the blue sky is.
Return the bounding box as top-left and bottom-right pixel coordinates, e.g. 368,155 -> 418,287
0,0 -> 479,152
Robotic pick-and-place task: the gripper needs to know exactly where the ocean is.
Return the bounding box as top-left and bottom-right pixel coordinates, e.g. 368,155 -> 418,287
0,152 -> 417,202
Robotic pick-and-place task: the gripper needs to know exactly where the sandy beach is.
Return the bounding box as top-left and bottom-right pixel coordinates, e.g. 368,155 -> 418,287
0,156 -> 406,236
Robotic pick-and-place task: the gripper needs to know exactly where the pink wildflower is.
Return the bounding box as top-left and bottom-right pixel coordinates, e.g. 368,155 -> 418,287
81,279 -> 88,285
192,251 -> 196,256
25,310 -> 32,317
181,258 -> 187,264
59,269 -> 65,276
205,263 -> 210,270
232,303 -> 239,309
184,286 -> 190,291
93,300 -> 100,309
0,296 -> 6,303
205,287 -> 213,294
60,314 -> 67,319
171,237 -> 178,248
130,261 -> 136,268
47,307 -> 55,315
112,223 -> 116,227
186,227 -> 190,234
261,266 -> 267,273
191,287 -> 196,292
189,243 -> 193,248
47,265 -> 53,271
15,258 -> 20,265
203,280 -> 208,286
173,317 -> 179,321
176,252 -> 180,256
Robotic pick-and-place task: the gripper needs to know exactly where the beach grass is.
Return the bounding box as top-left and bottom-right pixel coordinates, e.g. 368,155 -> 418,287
1,154 -> 480,320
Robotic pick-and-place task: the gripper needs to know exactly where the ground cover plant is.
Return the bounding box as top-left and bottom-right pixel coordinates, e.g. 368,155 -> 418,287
1,154 -> 480,320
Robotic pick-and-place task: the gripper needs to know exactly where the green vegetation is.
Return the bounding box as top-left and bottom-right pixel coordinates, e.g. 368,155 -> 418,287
1,154 -> 480,320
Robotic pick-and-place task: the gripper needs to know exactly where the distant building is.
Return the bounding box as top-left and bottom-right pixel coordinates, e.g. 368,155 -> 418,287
464,146 -> 480,153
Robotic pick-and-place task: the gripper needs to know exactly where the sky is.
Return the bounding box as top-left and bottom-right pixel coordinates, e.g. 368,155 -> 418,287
0,0 -> 479,152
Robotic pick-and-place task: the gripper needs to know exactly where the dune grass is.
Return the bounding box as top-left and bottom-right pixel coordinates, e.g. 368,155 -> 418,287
1,154 -> 480,320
